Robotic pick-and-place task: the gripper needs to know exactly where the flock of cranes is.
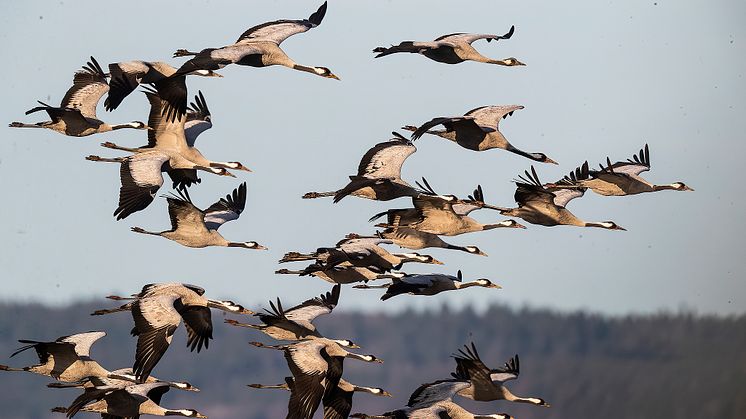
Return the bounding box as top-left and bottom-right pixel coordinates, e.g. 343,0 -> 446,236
3,2 -> 693,418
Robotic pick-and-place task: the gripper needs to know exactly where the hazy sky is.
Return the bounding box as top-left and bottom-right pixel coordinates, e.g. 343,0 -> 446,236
1,0 -> 744,316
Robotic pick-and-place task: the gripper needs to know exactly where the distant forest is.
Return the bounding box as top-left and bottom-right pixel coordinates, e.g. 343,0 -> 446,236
0,301 -> 743,419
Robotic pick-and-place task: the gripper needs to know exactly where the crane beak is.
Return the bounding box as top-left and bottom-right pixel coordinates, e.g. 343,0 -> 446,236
545,157 -> 559,165
382,390 -> 393,397
327,74 -> 341,80
431,258 -> 444,265
488,284 -> 502,289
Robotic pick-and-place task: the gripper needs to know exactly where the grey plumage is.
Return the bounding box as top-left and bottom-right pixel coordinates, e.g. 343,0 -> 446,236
56,381 -> 207,418
405,105 -> 557,164
9,57 -> 148,136
167,1 -> 338,121
130,183 -> 266,250
0,331 -> 124,383
249,338 -> 382,419
373,26 -> 524,67
372,183 -> 525,236
303,133 -> 425,203
91,283 -> 252,382
225,285 -> 346,342
449,342 -> 549,407
498,166 -> 627,230
355,271 -> 501,300
554,145 -> 693,196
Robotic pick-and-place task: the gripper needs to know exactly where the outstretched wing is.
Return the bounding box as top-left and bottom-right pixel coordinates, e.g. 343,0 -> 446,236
185,90 -> 213,147
165,189 -> 210,236
142,86 -> 187,150
177,304 -> 212,353
113,151 -> 168,220
203,182 -> 247,231
322,382 -> 354,419
60,56 -> 109,119
285,340 -> 333,419
284,284 -> 340,326
59,331 -> 107,357
356,135 -> 416,179
413,194 -> 462,225
236,1 -> 327,45
406,379 -> 470,407
547,186 -> 586,208
411,116 -> 486,141
464,105 -> 524,130
489,354 -> 520,383
434,26 -> 515,44
601,144 -> 651,176
513,166 -> 556,207
451,185 -> 485,216
106,61 -> 150,111
132,294 -> 181,381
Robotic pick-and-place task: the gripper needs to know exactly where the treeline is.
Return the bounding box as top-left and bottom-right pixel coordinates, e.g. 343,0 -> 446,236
0,301 -> 744,419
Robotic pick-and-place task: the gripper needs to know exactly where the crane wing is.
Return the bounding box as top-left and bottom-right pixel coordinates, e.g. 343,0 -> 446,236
236,2 -> 327,45
322,383 -> 354,419
464,105 -> 524,130
165,189 -> 210,237
132,294 -> 181,381
549,187 -> 585,208
284,284 -> 340,324
600,144 -> 651,176
285,340 -> 336,419
434,26 -> 515,44
59,331 -> 107,357
185,90 -> 212,147
406,379 -> 470,407
177,304 -> 213,353
203,182 -> 246,231
114,152 -> 168,220
411,116 -> 487,141
513,166 -> 556,207
142,87 -> 187,150
356,137 -> 416,179
60,56 -> 109,119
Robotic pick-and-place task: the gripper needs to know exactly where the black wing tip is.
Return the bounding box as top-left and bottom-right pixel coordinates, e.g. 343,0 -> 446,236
310,1 -> 328,26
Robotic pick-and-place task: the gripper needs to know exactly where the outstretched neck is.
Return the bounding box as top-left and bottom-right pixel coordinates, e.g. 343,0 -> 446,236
446,244 -> 470,252
506,144 -> 544,162
487,58 -> 518,66
346,352 -> 376,362
111,122 -> 142,131
164,409 -> 194,416
293,64 -> 324,76
652,183 -> 684,191
480,223 -> 504,231
584,221 -> 612,229
503,387 -> 544,405
352,385 -> 378,394
454,281 -> 481,289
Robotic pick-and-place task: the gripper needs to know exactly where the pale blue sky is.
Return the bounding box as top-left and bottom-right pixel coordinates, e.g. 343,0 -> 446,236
0,0 -> 743,315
